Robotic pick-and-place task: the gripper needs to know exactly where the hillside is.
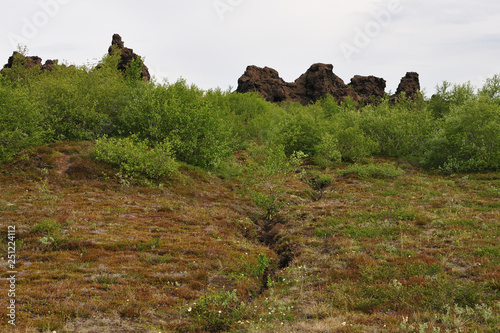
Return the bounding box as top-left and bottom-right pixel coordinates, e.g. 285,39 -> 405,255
0,142 -> 499,332
1,46 -> 500,332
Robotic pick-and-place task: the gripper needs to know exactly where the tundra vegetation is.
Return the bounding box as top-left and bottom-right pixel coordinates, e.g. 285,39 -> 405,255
0,49 -> 499,332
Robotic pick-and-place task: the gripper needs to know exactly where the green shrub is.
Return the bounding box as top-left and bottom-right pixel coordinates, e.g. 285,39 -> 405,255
335,125 -> 379,162
360,100 -> 434,157
429,81 -> 476,118
0,85 -> 49,162
38,76 -> 110,141
188,289 -> 248,332
324,108 -> 379,162
480,74 -> 500,102
2,47 -> 498,177
116,80 -> 236,169
428,94 -> 451,119
423,97 -> 500,173
94,136 -> 178,179
124,57 -> 145,83
313,133 -> 342,168
277,103 -> 325,156
204,90 -> 283,146
320,94 -> 342,118
0,48 -> 43,86
27,54 -> 131,141
241,143 -> 300,220
257,253 -> 272,276
245,103 -> 288,144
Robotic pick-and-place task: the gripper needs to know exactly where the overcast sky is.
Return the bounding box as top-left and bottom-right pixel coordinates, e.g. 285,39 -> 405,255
1,0 -> 499,95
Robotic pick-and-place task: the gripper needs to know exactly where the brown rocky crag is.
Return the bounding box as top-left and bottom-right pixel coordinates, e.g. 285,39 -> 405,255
236,63 -> 359,105
393,72 -> 421,100
293,63 -> 360,105
1,51 -> 58,73
236,65 -> 295,103
236,63 -> 420,105
348,75 -> 387,101
1,34 -> 151,82
108,33 -> 150,81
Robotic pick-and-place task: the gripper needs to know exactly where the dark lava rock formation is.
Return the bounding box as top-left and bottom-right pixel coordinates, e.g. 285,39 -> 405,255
394,72 -> 420,99
236,63 -> 420,105
2,34 -> 150,81
236,63 -> 359,105
108,34 -> 150,81
2,51 -> 58,72
236,65 -> 295,103
349,75 -> 387,101
293,63 -> 360,105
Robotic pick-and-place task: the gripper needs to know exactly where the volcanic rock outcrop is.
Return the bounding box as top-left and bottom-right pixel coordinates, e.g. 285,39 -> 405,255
293,63 -> 360,105
108,33 -> 150,81
348,75 -> 387,101
1,34 -> 151,81
236,65 -> 295,103
2,51 -> 58,72
236,63 -> 359,105
394,72 -> 420,99
236,63 -> 420,105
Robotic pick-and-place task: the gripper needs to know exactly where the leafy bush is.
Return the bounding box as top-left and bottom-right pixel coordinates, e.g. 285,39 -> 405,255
335,125 -> 379,162
13,52 -> 133,142
323,107 -> 379,162
0,48 -> 43,86
0,85 -> 49,162
313,133 -> 342,168
37,75 -> 110,141
244,103 -> 288,144
94,136 -> 178,179
188,289 -> 249,332
429,81 -> 476,118
359,100 -> 434,158
428,94 -> 450,119
480,74 -> 500,101
423,97 -> 500,173
241,143 -> 301,220
277,103 -> 325,156
320,94 -> 342,118
116,80 -> 236,169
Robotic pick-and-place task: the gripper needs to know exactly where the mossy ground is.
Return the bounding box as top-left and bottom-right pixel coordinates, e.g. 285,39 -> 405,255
1,142 -> 499,332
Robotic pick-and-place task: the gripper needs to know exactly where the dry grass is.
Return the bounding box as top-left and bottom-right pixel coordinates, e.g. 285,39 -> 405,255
1,143 -> 499,332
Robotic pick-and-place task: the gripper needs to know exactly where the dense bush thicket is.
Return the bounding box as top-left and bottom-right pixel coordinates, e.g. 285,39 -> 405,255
94,135 -> 178,179
1,50 -> 499,173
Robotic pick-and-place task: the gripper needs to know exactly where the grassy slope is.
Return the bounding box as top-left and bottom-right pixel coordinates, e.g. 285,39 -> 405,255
0,142 -> 499,332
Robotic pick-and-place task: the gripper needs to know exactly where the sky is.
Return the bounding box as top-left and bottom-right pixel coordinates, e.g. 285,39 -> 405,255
1,0 -> 499,96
